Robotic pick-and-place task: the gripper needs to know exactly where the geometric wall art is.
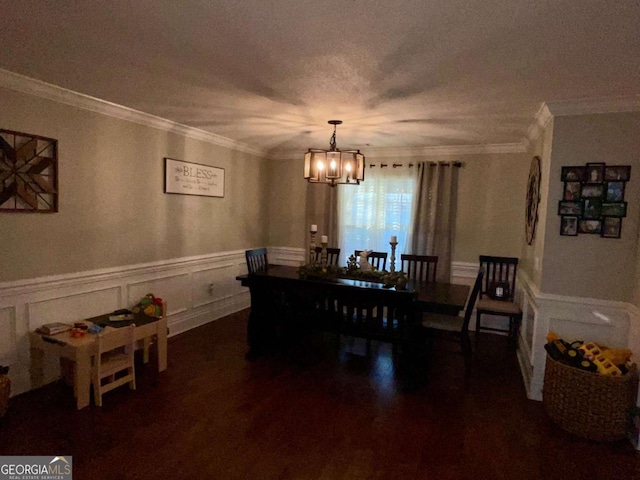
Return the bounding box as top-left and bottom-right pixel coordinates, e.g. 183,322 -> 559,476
0,129 -> 58,213
559,162 -> 630,238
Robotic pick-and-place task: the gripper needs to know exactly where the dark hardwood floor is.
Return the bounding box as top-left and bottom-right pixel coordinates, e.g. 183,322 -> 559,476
1,309 -> 638,479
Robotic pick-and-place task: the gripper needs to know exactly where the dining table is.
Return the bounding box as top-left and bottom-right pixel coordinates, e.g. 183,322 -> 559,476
236,264 -> 470,359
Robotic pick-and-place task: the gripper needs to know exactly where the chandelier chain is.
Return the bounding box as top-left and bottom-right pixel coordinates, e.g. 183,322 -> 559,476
329,124 -> 337,151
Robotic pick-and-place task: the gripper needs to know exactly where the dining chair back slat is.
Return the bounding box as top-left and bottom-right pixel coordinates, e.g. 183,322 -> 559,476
479,255 -> 518,301
354,250 -> 388,270
315,247 -> 341,266
401,254 -> 438,282
245,248 -> 269,274
476,255 -> 522,346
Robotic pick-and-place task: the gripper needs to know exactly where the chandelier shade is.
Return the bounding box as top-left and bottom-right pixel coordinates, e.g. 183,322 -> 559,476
303,121 -> 365,186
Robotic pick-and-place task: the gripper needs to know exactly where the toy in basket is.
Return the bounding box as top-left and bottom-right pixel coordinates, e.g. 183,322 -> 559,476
578,342 -> 632,376
544,332 -> 633,375
132,293 -> 164,318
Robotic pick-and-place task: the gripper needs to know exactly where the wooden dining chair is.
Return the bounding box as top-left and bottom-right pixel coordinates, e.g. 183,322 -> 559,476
401,254 -> 438,282
245,248 -> 268,274
91,324 -> 136,407
354,250 -> 388,270
421,268 -> 484,356
314,246 -> 341,266
475,255 -> 522,346
331,281 -> 416,354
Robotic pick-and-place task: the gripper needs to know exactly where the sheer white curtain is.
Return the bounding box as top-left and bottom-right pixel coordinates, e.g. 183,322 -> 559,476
338,164 -> 416,266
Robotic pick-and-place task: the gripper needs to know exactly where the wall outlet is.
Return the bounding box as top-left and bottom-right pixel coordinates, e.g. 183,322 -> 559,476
208,283 -> 215,295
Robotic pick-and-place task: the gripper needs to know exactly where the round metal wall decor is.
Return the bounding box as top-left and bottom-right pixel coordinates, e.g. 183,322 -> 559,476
525,156 -> 541,245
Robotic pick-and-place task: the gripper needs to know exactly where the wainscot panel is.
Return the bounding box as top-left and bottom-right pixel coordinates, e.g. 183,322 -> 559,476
191,264 -> 238,309
28,287 -> 122,330
127,273 -> 190,315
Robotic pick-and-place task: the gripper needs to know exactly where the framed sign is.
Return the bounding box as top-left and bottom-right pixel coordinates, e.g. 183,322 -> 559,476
164,158 -> 224,198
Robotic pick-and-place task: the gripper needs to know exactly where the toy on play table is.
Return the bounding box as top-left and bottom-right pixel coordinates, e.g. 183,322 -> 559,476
132,293 -> 164,318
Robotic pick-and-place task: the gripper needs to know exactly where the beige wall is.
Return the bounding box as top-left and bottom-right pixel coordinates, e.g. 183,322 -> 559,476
265,157 -> 307,248
269,151 -> 531,265
0,82 -> 559,285
0,87 -> 270,282
540,112 -> 640,301
452,152 -> 529,263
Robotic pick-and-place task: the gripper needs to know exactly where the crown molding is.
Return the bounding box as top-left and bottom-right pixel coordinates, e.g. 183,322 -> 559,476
272,142 -> 528,161
526,102 -> 553,144
0,68 -> 268,159
4,68 -> 637,162
525,95 -> 640,145
545,94 -> 640,117
366,143 -> 529,157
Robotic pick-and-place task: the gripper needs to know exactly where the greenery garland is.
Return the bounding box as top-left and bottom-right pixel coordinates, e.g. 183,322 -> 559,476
297,264 -> 408,288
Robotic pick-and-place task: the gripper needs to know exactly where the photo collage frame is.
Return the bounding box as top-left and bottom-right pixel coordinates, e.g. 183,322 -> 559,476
559,163 -> 630,238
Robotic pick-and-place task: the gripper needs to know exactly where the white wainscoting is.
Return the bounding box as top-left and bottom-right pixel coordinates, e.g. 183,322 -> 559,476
12,246 -> 634,406
452,264 -> 636,404
0,249 -> 255,397
268,247 -> 306,267
516,272 -> 636,402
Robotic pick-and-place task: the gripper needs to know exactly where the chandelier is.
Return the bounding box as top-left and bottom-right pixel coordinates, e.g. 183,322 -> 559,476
303,120 -> 365,187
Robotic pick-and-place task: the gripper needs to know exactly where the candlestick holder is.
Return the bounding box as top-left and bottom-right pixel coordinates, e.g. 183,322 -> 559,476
320,241 -> 328,272
389,240 -> 398,273
309,229 -> 317,265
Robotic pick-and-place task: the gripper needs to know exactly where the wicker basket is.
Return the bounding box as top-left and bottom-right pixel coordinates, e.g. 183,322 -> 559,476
543,353 -> 639,442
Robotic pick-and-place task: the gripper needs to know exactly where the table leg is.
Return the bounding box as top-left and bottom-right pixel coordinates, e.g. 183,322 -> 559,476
246,287 -> 278,359
74,352 -> 92,409
29,335 -> 45,390
142,338 -> 151,364
156,318 -> 168,372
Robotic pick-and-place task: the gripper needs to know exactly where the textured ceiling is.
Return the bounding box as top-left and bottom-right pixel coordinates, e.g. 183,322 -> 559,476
1,0 -> 639,156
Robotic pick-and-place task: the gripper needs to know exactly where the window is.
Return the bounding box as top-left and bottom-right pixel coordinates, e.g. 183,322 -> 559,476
338,165 -> 415,266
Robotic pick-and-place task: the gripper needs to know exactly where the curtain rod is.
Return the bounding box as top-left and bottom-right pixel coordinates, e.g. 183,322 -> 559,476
368,161 -> 462,168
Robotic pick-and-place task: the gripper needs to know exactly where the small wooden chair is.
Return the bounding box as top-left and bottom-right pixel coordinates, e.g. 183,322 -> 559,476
91,324 -> 136,407
315,247 -> 341,266
401,254 -> 438,282
245,248 -> 268,274
421,268 -> 484,355
354,250 -> 388,270
475,255 -> 522,345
